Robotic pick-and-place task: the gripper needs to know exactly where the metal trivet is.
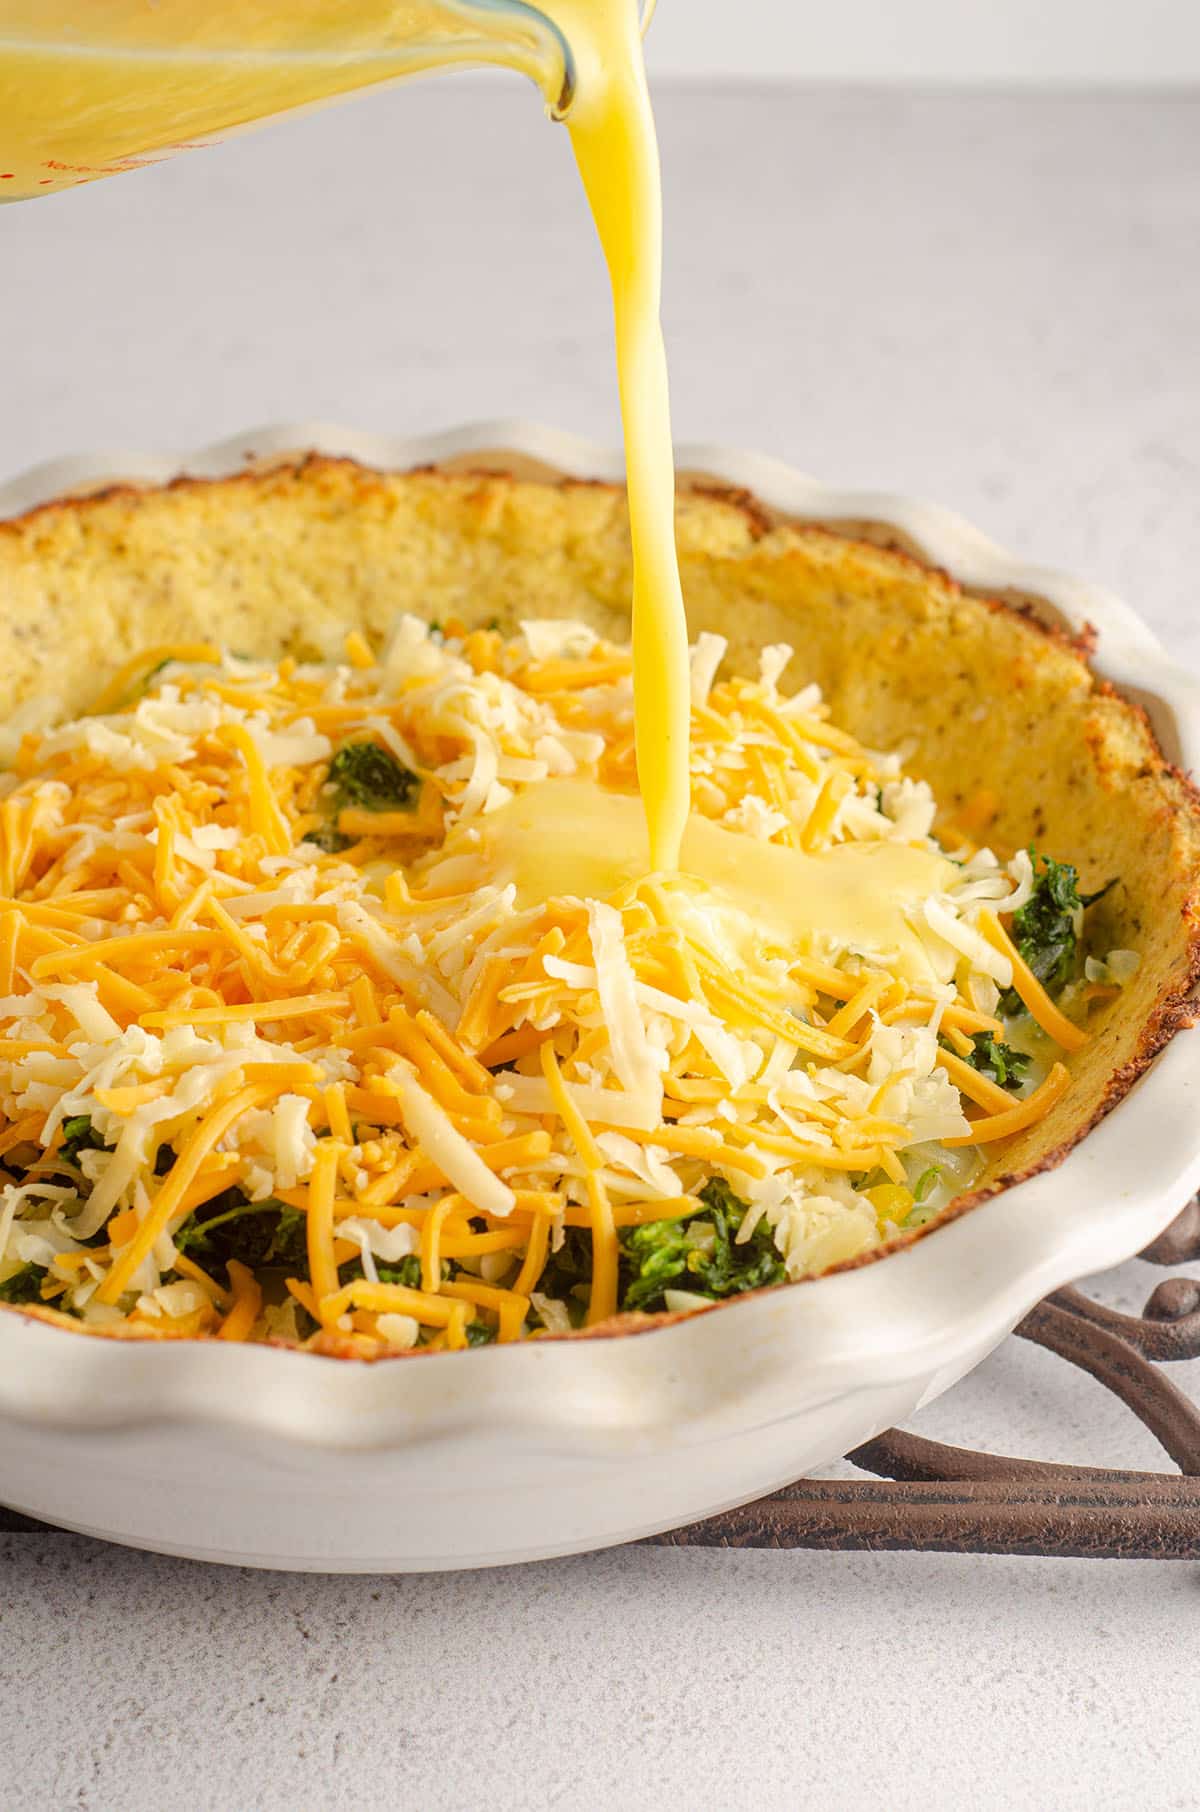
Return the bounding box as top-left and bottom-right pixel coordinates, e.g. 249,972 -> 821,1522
648,1201 -> 1200,1560
1,1207 -> 1198,1556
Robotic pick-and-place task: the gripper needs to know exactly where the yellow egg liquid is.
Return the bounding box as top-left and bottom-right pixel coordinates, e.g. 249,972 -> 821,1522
0,3 -> 571,198
1,0 -> 692,870
454,779 -> 957,986
555,0 -> 691,873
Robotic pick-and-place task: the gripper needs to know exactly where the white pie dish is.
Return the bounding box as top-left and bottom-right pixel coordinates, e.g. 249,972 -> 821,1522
0,418 -> 1196,1572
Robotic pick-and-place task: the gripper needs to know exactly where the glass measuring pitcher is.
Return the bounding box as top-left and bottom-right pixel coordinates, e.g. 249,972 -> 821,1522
0,1 -> 589,201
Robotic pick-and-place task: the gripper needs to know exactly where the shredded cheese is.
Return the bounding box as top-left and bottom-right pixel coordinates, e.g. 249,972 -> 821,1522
0,616 -> 1106,1352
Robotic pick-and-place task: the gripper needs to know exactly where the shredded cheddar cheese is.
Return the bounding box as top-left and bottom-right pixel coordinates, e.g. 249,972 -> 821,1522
0,617 -> 1110,1352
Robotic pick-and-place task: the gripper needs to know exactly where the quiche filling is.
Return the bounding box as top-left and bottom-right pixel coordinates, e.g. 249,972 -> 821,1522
0,617 -> 1131,1351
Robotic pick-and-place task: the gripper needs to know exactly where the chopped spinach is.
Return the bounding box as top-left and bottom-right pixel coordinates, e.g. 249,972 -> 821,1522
618,1177 -> 786,1314
176,1194 -> 306,1271
303,739 -> 419,848
39,1116 -> 118,1246
328,742 -> 417,813
999,852 -> 1116,1016
531,1181 -> 787,1316
965,1031 -> 1032,1090
302,822 -> 352,856
466,1320 -> 497,1347
534,1227 -> 594,1307
376,1257 -> 423,1291
265,1206 -> 309,1269
59,1115 -> 105,1168
0,1264 -> 42,1304
335,1255 -> 451,1293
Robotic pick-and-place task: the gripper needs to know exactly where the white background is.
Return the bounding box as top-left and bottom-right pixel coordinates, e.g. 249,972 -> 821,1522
4,82 -> 1200,1809
645,0 -> 1200,85
3,23 -> 1200,1807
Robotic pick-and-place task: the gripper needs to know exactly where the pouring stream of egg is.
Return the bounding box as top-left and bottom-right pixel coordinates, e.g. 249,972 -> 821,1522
551,0 -> 692,872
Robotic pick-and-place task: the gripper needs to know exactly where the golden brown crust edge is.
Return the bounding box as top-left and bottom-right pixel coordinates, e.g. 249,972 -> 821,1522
0,450 -> 1197,1350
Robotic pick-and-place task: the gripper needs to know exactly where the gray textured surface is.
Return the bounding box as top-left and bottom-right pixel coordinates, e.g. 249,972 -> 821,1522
2,1537 -> 1197,1812
1,81 -> 1199,1811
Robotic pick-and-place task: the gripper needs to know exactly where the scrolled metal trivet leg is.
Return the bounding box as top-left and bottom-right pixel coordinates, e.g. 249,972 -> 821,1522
1138,1198 -> 1200,1267
643,1200 -> 1200,1559
1015,1296 -> 1200,1475
1045,1280 -> 1200,1363
649,1477 -> 1200,1560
